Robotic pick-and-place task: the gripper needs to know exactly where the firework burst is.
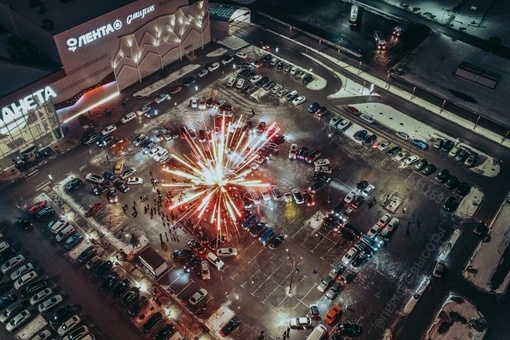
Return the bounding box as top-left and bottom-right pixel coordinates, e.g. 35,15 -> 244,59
162,114 -> 280,236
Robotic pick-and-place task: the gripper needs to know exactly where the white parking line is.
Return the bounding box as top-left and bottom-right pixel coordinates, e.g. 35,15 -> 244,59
253,262 -> 284,297
34,180 -> 50,192
240,269 -> 262,288
292,283 -> 316,310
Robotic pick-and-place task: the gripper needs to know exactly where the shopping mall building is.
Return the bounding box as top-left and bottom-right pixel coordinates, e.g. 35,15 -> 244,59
0,0 -> 210,170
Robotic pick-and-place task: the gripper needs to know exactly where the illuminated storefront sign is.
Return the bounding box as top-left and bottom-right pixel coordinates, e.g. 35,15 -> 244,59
66,20 -> 123,52
127,5 -> 155,25
1,86 -> 57,124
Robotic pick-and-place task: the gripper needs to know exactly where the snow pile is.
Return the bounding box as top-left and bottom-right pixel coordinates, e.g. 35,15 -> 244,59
454,187 -> 483,219
307,211 -> 327,229
425,292 -> 487,340
464,201 -> 510,293
470,158 -> 501,178
215,35 -> 250,51
206,48 -> 228,58
206,306 -> 235,338
132,64 -> 201,97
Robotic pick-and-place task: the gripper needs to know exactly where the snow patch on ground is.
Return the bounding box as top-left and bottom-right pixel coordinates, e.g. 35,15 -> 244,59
425,292 -> 487,340
464,201 -> 510,294
133,64 -> 201,98
215,35 -> 251,50
454,187 -> 483,219
206,47 -> 228,58
470,157 -> 501,178
206,306 -> 235,339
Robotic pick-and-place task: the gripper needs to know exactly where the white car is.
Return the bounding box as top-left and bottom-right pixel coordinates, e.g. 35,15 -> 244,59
270,185 -> 283,201
314,158 -> 330,167
188,288 -> 208,306
126,176 -> 143,185
341,247 -> 358,264
200,261 -> 210,280
221,55 -> 234,65
155,93 -> 169,103
0,241 -> 9,253
208,62 -> 220,72
361,184 -> 375,197
136,105 -> 151,115
101,124 -> 117,135
289,317 -> 312,329
153,148 -> 169,162
283,193 -> 293,202
119,168 -> 136,180
235,51 -> 247,59
30,288 -> 52,306
288,143 -> 298,159
340,207 -> 354,222
337,119 -> 351,130
377,141 -> 391,151
216,248 -> 238,257
292,188 -> 304,204
315,166 -> 332,174
58,315 -> 81,336
11,263 -> 33,281
404,155 -> 420,166
38,294 -> 63,313
121,112 -> 136,123
190,98 -> 198,108
329,116 -> 341,128
1,255 -> 25,274
367,224 -> 383,238
226,77 -> 236,87
235,78 -> 245,89
393,151 -> 409,162
259,187 -> 272,201
395,131 -> 409,140
292,95 -> 306,106
85,173 -> 104,184
250,75 -> 262,83
6,310 -> 31,332
344,189 -> 357,204
14,271 -> 38,290
197,69 -> 209,78
377,213 -> 392,227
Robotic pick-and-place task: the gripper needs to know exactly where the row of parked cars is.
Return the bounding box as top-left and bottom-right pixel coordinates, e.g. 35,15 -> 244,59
0,234 -> 96,339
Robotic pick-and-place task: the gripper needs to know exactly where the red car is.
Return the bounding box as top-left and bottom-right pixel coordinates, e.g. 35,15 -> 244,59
345,106 -> 359,115
86,203 -> 103,217
27,201 -> 46,215
169,85 -> 183,95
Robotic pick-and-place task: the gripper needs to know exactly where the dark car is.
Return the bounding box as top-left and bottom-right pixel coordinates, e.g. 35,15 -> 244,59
100,271 -> 119,292
49,305 -> 72,325
187,239 -> 206,254
172,249 -> 193,259
19,279 -> 47,298
15,218 -> 32,231
307,102 -> 320,113
128,296 -> 148,317
363,134 -> 377,146
36,207 -> 55,222
92,183 -> 109,196
208,236 -> 226,251
63,232 -> 83,250
77,245 -> 97,263
65,178 -> 82,192
297,147 -> 309,160
221,316 -> 241,336
0,293 -> 17,310
412,139 -> 429,150
93,260 -> 113,278
353,129 -> 368,141
112,279 -> 131,297
340,224 -> 362,241
443,197 -> 458,212
473,222 -> 488,238
122,287 -> 140,306
421,163 -> 437,176
414,159 -> 428,171
114,181 -> 129,193
81,131 -> 99,145
441,139 -> 455,152
331,202 -> 345,218
305,150 -> 321,164
456,182 -> 471,196
314,172 -> 331,183
154,323 -> 175,340
169,85 -> 183,94
184,256 -> 201,272
309,181 -> 326,193
96,134 -> 115,148
106,188 -> 118,203
435,169 -> 450,184
445,176 -> 460,190
143,312 -> 162,333
386,145 -> 401,156
249,222 -> 267,237
0,248 -> 16,263
0,282 -> 13,296
337,322 -> 362,336
350,253 -> 368,268
267,234 -> 285,250
182,77 -> 196,87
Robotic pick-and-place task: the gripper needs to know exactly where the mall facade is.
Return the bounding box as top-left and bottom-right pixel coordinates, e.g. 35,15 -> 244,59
0,0 -> 210,169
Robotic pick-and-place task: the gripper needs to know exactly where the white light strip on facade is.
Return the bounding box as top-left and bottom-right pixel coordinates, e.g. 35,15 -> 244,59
61,91 -> 120,124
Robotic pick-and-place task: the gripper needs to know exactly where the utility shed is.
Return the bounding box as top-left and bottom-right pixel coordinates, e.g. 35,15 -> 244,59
137,246 -> 168,277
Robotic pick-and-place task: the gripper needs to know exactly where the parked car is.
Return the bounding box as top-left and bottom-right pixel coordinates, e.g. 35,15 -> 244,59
188,288 -> 208,306
221,316 -> 241,336
323,304 -> 342,324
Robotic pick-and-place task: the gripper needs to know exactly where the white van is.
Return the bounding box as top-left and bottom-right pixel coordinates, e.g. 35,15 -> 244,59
206,252 -> 225,270
50,219 -> 70,234
56,225 -> 75,242
306,324 -> 327,340
169,331 -> 183,340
